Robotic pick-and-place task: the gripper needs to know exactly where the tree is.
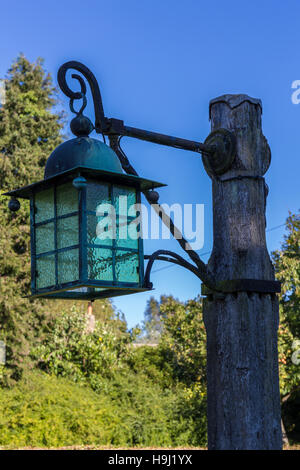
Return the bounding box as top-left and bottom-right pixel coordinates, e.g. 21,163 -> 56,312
0,55 -> 65,383
160,296 -> 206,387
272,211 -> 300,443
0,55 -> 63,190
31,307 -> 133,387
139,295 -> 175,343
142,296 -> 161,342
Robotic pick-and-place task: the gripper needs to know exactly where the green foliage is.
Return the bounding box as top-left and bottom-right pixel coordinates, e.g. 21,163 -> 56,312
0,369 -> 207,448
138,295 -> 206,385
272,212 -> 300,338
0,371 -> 121,448
127,345 -> 174,388
32,308 -> 132,386
0,55 -> 64,383
142,296 -> 162,342
21,303 -> 208,447
272,212 -> 300,397
160,297 -> 206,387
139,295 -> 173,343
0,54 -> 63,191
272,211 -> 300,443
98,370 -> 207,447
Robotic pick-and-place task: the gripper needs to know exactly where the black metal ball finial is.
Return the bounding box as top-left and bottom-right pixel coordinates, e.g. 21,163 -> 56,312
70,114 -> 94,137
72,175 -> 87,190
147,190 -> 160,204
8,198 -> 20,212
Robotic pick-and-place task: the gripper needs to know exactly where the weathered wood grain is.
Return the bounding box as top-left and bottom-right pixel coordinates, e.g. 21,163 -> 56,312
203,95 -> 282,450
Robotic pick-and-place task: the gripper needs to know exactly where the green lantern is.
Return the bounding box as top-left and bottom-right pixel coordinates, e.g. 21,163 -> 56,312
5,116 -> 165,300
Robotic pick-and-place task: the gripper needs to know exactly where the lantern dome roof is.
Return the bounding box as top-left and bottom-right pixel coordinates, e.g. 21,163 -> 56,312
44,137 -> 123,179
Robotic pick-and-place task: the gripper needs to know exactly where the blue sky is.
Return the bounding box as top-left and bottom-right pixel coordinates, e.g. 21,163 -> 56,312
1,0 -> 299,328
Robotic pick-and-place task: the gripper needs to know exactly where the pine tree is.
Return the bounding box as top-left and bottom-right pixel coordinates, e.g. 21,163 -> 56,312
0,55 -> 65,383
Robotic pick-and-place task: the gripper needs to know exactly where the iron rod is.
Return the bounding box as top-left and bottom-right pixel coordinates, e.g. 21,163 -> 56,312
122,125 -> 214,155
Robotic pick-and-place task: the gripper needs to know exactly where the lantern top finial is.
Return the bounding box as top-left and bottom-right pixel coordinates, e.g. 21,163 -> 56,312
70,113 -> 94,137
68,88 -> 94,138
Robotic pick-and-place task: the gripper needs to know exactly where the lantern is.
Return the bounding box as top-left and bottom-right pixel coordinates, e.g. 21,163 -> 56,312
5,115 -> 165,300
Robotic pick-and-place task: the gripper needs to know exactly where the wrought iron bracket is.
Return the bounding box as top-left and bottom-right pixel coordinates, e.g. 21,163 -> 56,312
143,251 -> 205,289
56,61 -> 242,293
57,61 -> 236,176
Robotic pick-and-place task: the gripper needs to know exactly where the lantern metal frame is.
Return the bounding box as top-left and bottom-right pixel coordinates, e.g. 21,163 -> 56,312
5,166 -> 165,300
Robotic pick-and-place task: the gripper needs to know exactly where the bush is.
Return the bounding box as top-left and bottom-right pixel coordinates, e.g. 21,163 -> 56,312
160,297 -> 207,386
0,369 -> 207,448
2,299 -> 208,448
126,345 -> 174,388
0,371 -> 121,447
31,307 -> 132,385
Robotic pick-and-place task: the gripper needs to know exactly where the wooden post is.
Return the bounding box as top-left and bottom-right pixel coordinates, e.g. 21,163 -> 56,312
86,301 -> 95,333
203,95 -> 282,449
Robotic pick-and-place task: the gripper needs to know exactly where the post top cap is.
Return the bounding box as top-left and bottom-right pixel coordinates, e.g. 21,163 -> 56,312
209,94 -> 262,120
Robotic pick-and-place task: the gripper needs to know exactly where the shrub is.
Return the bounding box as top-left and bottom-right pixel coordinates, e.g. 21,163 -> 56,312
0,371 -> 121,447
31,307 -> 132,385
0,370 -> 207,448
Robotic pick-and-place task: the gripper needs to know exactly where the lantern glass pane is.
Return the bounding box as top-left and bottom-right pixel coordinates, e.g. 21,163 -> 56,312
87,247 -> 114,281
36,255 -> 55,288
35,222 -> 55,254
114,186 -> 139,250
113,186 -> 136,214
115,250 -> 139,283
35,188 -> 54,223
116,219 -> 139,249
86,181 -> 110,212
56,183 -> 78,216
57,249 -> 79,284
57,215 -> 79,249
87,214 -> 113,247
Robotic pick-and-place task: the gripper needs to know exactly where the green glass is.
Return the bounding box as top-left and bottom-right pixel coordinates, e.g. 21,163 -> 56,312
35,188 -> 54,223
56,182 -> 78,216
87,214 -> 114,246
116,218 -> 139,249
57,216 -> 79,249
32,178 -> 143,295
114,186 -> 138,249
36,255 -> 55,288
115,250 -> 139,283
35,222 -> 55,254
57,249 -> 79,284
86,181 -> 110,212
88,247 -> 113,281
113,186 -> 136,215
